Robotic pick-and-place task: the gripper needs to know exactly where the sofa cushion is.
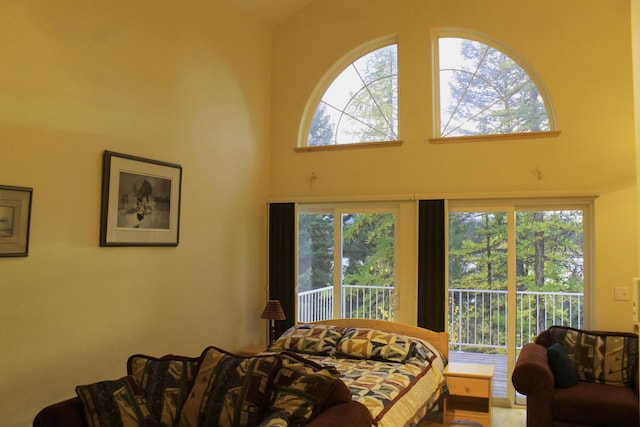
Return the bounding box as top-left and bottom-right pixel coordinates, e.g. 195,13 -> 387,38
267,352 -> 341,426
178,347 -> 279,427
316,375 -> 352,413
127,354 -> 200,426
257,410 -> 290,427
549,325 -> 639,387
76,375 -> 159,427
547,343 -> 580,388
552,380 -> 640,427
335,327 -> 415,363
270,324 -> 347,355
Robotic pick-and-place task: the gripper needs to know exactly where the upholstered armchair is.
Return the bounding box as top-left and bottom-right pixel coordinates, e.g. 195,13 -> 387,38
512,326 -> 639,427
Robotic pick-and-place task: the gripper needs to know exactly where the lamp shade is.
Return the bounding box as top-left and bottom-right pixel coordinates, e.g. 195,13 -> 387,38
260,300 -> 286,320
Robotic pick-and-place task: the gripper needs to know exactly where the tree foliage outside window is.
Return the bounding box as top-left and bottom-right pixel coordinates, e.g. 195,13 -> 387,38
307,44 -> 398,146
298,210 -> 395,321
449,210 -> 583,293
298,213 -> 334,293
342,213 -> 395,289
439,37 -> 550,137
448,209 -> 584,351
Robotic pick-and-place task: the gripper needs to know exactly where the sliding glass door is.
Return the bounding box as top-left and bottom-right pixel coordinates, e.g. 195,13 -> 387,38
298,204 -> 398,322
447,200 -> 592,405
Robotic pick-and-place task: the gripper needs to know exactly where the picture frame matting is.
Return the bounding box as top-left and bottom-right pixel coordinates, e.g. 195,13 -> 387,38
100,151 -> 182,247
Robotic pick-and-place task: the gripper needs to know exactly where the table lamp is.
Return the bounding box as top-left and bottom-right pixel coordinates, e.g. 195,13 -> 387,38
261,299 -> 286,345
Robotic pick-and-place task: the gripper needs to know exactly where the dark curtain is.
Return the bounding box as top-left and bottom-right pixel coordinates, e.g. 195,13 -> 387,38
417,200 -> 446,332
268,203 -> 296,337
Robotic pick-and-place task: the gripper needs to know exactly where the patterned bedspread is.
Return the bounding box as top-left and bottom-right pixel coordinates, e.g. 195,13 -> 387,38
268,324 -> 448,427
303,339 -> 447,427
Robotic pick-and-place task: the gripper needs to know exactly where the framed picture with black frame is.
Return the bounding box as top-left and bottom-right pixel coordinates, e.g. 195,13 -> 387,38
0,185 -> 33,257
100,151 -> 182,247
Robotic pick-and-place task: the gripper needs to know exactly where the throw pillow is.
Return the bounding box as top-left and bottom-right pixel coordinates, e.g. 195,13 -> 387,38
178,347 -> 279,427
547,343 -> 580,388
549,326 -> 639,387
335,327 -> 415,363
270,324 -> 347,355
267,352 -> 341,427
76,375 -> 160,427
127,354 -> 200,426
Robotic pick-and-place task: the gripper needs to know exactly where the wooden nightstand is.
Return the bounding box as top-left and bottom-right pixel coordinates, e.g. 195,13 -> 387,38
236,344 -> 268,357
443,362 -> 494,427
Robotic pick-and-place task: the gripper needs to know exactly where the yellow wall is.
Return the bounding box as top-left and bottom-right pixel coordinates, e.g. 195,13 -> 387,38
270,0 -> 637,329
2,0 -> 638,425
1,2 -> 271,425
633,0 -> 640,309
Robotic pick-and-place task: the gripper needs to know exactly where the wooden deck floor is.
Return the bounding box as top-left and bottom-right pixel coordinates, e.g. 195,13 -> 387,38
447,351 -> 509,398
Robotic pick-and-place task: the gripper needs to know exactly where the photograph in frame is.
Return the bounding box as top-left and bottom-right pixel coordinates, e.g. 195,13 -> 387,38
100,151 -> 182,247
0,185 -> 33,257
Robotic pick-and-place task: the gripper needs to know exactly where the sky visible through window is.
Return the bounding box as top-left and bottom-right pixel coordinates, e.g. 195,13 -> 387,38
438,37 -> 550,137
308,44 -> 398,146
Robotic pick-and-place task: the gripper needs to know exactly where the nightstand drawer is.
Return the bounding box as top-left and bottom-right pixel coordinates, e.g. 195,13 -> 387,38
447,376 -> 489,398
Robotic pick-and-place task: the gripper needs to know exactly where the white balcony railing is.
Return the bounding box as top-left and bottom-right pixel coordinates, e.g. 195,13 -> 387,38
298,287 -> 334,322
298,286 -> 583,351
298,285 -> 394,323
448,289 -> 583,351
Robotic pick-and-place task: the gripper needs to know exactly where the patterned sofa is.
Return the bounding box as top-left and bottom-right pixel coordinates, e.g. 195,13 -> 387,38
512,326 -> 639,427
33,347 -> 372,427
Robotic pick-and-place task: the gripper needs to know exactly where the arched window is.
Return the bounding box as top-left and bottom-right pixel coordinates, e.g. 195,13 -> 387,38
435,31 -> 556,139
303,41 -> 398,147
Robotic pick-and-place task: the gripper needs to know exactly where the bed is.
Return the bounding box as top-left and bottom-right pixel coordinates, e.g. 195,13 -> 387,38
269,318 -> 449,427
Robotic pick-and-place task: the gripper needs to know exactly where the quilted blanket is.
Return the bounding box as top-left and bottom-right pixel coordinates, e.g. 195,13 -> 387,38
303,342 -> 447,427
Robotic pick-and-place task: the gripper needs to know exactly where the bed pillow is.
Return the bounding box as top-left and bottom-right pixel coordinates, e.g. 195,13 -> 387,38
547,343 -> 580,388
549,325 -> 639,387
127,354 -> 200,426
335,327 -> 415,363
76,375 -> 159,427
270,324 -> 347,355
412,339 -> 439,364
267,352 -> 341,426
178,347 -> 280,427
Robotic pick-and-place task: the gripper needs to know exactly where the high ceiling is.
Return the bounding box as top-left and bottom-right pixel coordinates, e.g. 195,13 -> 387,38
232,0 -> 314,27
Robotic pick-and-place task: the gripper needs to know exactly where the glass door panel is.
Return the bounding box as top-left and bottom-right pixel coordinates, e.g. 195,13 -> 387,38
449,211 -> 509,399
298,212 -> 334,322
297,208 -> 396,322
449,206 -> 586,404
341,212 -> 395,319
514,209 -> 584,404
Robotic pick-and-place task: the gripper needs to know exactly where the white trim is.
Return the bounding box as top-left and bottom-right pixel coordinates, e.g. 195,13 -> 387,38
268,191 -> 599,205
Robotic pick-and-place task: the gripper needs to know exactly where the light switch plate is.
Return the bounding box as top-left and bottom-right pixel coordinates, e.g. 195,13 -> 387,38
614,287 -> 630,301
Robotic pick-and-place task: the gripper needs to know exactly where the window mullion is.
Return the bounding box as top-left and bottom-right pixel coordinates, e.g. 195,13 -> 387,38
333,211 -> 342,318
506,208 -> 517,407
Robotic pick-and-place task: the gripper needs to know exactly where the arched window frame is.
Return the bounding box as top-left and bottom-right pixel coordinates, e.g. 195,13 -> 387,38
432,28 -> 559,142
297,35 -> 400,150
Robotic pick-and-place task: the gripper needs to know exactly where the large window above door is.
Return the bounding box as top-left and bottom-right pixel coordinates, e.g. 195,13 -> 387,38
300,31 -> 558,148
304,41 -> 398,147
435,32 -> 556,139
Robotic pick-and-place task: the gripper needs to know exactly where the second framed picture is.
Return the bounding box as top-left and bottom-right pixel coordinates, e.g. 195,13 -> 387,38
100,151 -> 182,247
0,185 -> 33,257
